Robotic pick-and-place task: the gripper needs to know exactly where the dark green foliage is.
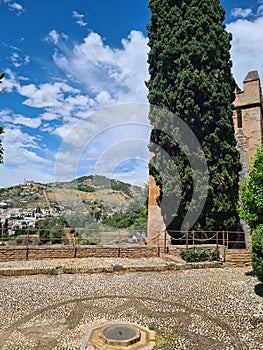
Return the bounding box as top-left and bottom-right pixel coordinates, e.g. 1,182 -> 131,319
251,225 -> 263,282
65,213 -> 95,227
102,208 -> 147,230
35,217 -> 68,244
35,214 -> 100,245
3,219 -> 8,236
180,248 -> 219,262
147,0 -> 241,232
239,145 -> 263,230
239,147 -> 263,281
111,179 -> 132,197
102,197 -> 148,229
77,184 -> 95,192
50,224 -> 65,244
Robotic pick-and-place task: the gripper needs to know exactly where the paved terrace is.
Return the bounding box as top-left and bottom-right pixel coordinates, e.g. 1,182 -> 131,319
0,258 -> 262,349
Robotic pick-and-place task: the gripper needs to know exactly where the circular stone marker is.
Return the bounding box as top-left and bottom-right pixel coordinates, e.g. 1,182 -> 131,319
102,324 -> 141,346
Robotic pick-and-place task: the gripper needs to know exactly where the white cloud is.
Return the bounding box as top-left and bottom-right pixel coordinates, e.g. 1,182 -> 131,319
54,103 -> 150,183
46,29 -> 60,44
231,8 -> 252,18
2,127 -> 43,163
12,116 -> 41,128
0,125 -> 55,187
10,51 -> 30,68
24,55 -> 30,64
10,52 -> 21,67
1,68 -> 20,92
9,2 -> 23,11
41,112 -> 60,121
0,110 -> 41,129
0,31 -> 151,188
258,4 -> 263,14
2,0 -> 24,15
18,82 -> 79,108
53,30 -> 149,103
0,166 -> 54,188
72,10 -> 87,27
227,17 -> 263,87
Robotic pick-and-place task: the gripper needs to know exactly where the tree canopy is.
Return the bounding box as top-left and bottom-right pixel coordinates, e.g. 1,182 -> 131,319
239,145 -> 263,231
147,0 -> 241,232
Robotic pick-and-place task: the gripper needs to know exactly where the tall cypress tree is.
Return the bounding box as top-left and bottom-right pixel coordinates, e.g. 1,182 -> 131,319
147,0 -> 241,232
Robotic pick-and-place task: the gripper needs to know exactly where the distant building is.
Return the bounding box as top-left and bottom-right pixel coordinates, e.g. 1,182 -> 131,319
233,71 -> 263,178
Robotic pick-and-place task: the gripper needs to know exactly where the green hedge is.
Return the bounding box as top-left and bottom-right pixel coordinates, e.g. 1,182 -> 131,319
251,225 -> 263,282
180,249 -> 219,262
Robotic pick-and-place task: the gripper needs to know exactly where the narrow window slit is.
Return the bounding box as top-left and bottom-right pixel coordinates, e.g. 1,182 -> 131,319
237,109 -> 242,128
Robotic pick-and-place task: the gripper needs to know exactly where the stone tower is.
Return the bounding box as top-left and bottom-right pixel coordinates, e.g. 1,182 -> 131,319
147,70 -> 263,243
233,70 -> 263,178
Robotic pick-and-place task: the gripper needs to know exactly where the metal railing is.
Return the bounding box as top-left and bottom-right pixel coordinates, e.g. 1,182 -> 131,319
0,228 -> 248,262
155,230 -> 247,263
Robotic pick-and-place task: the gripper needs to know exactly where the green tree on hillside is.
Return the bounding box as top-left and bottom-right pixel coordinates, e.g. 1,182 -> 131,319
35,217 -> 68,244
146,0 -> 241,232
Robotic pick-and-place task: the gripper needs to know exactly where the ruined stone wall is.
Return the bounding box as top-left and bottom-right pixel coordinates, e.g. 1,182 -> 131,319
147,175 -> 166,242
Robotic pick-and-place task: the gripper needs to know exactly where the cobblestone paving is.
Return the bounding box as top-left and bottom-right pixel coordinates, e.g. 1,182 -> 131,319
0,262 -> 262,349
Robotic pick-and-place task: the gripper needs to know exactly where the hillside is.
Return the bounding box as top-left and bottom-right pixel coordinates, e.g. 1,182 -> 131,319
0,176 -> 147,217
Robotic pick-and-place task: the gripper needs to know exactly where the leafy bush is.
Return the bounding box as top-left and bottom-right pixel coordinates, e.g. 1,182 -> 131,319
180,248 -> 219,262
78,239 -> 91,245
239,145 -> 263,230
251,225 -> 263,282
50,224 -> 65,244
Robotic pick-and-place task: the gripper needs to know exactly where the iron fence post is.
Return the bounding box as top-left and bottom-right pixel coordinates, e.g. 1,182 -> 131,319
216,231 -> 219,261
25,228 -> 29,260
186,232 -> 189,263
164,230 -> 167,254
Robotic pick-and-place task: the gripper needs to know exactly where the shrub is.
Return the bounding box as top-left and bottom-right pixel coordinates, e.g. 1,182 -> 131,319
180,248 -> 219,262
79,239 -> 91,245
251,225 -> 263,282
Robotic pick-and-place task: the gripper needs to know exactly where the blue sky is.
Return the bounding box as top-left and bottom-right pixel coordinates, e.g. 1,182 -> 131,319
1,0 -> 263,188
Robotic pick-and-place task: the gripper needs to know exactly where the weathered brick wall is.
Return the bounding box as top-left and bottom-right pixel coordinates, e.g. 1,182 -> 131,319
28,247 -> 75,260
0,247 -> 28,261
76,246 -> 120,258
0,245 -> 160,262
119,246 -> 158,258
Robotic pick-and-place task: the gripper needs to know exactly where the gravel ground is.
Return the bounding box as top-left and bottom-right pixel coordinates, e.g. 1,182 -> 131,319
0,257 -> 169,269
0,262 -> 262,350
